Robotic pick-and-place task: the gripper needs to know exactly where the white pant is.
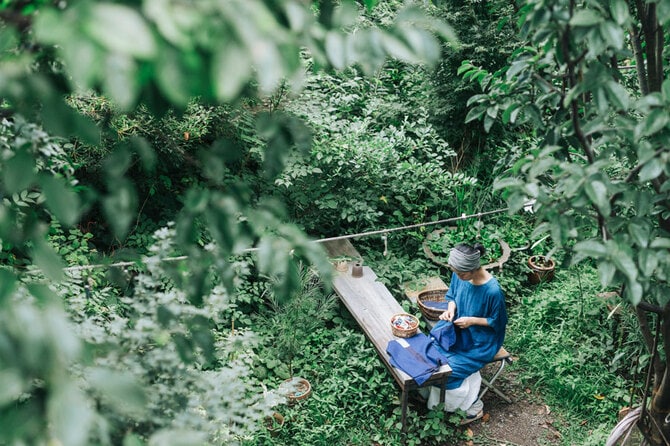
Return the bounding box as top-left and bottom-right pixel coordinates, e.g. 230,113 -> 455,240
420,371 -> 482,414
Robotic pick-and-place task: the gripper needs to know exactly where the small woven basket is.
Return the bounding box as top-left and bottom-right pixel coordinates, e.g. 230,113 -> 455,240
279,377 -> 312,404
417,289 -> 449,320
390,313 -> 419,338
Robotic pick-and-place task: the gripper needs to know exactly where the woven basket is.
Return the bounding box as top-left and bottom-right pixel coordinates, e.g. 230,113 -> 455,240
417,289 -> 449,320
279,377 -> 312,404
390,313 -> 419,338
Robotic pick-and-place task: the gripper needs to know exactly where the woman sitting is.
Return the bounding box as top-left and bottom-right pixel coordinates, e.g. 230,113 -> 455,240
422,242 -> 508,423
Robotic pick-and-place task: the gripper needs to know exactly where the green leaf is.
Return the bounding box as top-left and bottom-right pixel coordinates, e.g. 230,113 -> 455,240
332,1 -> 359,28
48,381 -> 94,446
0,25 -> 19,54
638,161 -> 664,183
85,3 -> 157,59
213,41 -> 252,102
506,192 -> 529,214
639,249 -> 659,276
643,109 -> 669,136
155,47 -> 202,106
61,39 -> 101,92
502,103 -> 521,124
3,149 -> 35,194
570,10 -> 603,27
457,60 -> 475,75
0,269 -> 17,305
87,368 -> 147,417
599,21 -> 624,49
573,239 -> 608,257
31,239 -> 65,282
102,53 -> 138,111
39,175 -> 81,227
612,251 -> 638,283
605,81 -> 629,110
628,222 -> 650,247
464,105 -> 487,123
650,237 -> 670,249
364,0 -> 379,11
493,176 -> 524,190
27,283 -> 59,304
598,260 -> 616,287
584,180 -> 610,215
102,180 -> 137,239
0,370 -> 24,406
325,31 -> 347,70
381,31 -> 417,63
483,114 -> 495,132
624,280 -> 643,306
610,0 -> 630,25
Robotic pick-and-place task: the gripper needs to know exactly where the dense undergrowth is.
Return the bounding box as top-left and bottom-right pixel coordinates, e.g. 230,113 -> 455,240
43,189 -> 642,445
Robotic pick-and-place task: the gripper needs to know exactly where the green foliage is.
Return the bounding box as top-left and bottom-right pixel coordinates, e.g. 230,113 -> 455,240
0,1 -> 461,441
55,227 -> 272,445
23,0 -> 455,118
429,0 -> 520,169
279,67 -> 477,236
507,266 -> 641,426
265,265 -> 338,377
462,0 -> 670,307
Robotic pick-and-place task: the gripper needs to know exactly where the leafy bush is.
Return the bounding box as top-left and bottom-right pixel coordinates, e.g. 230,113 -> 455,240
506,265 -> 641,425
278,68 -> 477,237
45,227 -> 273,445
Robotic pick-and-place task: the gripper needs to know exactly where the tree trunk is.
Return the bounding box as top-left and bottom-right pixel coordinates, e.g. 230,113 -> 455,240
645,306 -> 670,444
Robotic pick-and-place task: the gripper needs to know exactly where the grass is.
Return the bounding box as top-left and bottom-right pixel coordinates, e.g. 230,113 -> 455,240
505,263 -> 643,445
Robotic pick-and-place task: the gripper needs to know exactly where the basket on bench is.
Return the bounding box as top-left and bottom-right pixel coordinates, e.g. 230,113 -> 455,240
417,289 -> 449,320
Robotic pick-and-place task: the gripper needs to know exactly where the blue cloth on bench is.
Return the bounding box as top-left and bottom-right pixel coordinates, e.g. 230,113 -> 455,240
386,333 -> 448,385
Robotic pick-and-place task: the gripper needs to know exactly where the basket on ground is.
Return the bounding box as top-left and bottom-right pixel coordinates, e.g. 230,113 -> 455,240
417,289 -> 449,320
278,377 -> 312,404
391,313 -> 419,338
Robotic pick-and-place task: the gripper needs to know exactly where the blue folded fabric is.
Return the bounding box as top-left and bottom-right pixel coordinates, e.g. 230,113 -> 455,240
386,333 -> 448,385
430,320 -> 456,353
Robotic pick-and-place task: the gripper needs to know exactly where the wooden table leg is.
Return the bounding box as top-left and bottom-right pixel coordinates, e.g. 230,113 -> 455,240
401,387 -> 409,432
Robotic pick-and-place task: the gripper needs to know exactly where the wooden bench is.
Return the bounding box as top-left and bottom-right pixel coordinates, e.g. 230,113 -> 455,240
323,240 -> 451,431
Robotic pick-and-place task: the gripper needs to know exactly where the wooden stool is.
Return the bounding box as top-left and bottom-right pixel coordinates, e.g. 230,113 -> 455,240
479,346 -> 513,403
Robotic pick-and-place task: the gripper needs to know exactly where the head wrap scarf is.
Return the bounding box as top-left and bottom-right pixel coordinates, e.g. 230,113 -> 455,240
448,245 -> 481,272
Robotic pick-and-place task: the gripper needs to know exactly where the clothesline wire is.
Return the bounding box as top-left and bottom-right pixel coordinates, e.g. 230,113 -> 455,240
61,205 -> 512,274
314,207 -> 509,244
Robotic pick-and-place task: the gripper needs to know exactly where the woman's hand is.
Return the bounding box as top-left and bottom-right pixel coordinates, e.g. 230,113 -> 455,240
453,317 -> 473,328
454,316 -> 487,329
439,303 -> 456,321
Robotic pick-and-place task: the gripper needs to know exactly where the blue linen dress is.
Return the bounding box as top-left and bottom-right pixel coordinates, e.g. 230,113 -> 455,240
441,272 -> 507,389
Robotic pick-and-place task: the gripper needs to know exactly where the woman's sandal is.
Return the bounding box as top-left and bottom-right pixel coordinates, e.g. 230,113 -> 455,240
460,409 -> 484,426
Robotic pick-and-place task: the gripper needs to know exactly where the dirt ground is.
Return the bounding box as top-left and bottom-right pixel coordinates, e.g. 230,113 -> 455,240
457,361 -> 563,446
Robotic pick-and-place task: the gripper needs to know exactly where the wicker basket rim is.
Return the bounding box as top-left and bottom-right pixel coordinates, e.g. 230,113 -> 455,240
417,289 -> 448,300
390,312 -> 419,323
